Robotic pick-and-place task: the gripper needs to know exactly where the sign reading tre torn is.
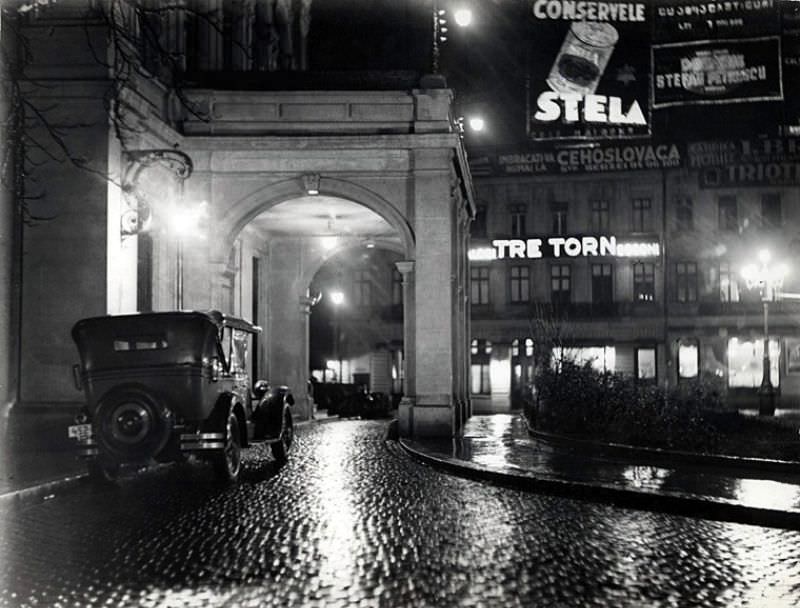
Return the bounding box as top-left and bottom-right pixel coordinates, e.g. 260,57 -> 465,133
527,0 -> 652,140
469,235 -> 661,261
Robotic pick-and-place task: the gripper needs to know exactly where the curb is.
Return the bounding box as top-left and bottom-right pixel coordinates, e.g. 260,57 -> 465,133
0,414 -> 342,506
525,420 -> 800,477
398,438 -> 800,531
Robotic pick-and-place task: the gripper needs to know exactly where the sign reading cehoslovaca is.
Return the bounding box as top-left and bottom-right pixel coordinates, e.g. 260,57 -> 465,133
652,37 -> 783,108
527,0 -> 651,140
469,142 -> 682,176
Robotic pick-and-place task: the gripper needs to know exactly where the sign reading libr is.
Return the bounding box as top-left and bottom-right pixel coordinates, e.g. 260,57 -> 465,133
469,235 -> 660,261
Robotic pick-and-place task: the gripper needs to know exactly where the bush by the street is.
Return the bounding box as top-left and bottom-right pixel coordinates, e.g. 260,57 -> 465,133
526,360 -> 800,460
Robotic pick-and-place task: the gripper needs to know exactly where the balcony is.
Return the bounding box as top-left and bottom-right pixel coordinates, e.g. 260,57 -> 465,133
471,301 -> 663,321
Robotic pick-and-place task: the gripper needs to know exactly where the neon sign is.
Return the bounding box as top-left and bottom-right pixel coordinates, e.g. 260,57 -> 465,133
468,235 -> 660,261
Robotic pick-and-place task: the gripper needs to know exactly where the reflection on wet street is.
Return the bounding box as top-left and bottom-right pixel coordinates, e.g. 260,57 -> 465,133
2,419 -> 800,607
432,414 -> 800,513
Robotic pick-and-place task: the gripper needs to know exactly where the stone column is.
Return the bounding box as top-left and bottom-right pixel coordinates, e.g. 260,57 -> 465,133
197,0 -> 224,71
411,149 -> 457,437
231,0 -> 255,71
395,260 -> 415,435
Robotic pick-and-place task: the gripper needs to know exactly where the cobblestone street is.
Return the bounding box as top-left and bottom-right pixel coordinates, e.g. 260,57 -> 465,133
2,420 -> 800,607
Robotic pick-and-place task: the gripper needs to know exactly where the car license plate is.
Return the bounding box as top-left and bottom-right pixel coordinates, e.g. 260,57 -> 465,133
68,423 -> 92,441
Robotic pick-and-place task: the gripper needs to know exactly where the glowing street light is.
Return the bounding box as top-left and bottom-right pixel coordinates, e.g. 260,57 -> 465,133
453,7 -> 473,27
468,116 -> 486,132
169,200 -> 208,310
741,249 -> 789,416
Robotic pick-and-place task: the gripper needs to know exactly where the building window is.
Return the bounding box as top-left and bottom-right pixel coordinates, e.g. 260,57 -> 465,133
675,195 -> 693,230
728,337 -> 779,388
391,268 -> 403,306
678,341 -> 699,380
591,199 -> 610,232
718,261 -> 740,302
551,202 -> 568,235
633,263 -> 655,302
551,264 -> 571,305
636,347 -> 657,382
510,205 -> 527,237
553,345 -> 616,373
509,266 -> 530,303
470,339 -> 491,394
471,266 -> 490,305
632,197 -> 652,232
718,195 -> 738,231
675,262 -> 698,303
762,193 -> 781,229
354,270 -> 372,307
591,263 -> 613,304
472,205 -> 487,238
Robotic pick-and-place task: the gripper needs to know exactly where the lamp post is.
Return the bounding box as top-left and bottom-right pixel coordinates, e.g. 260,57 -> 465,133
330,290 -> 345,383
742,249 -> 789,416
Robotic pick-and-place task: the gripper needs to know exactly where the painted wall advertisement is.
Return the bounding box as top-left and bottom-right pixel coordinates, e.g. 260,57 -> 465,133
653,0 -> 780,42
652,37 -> 783,108
527,1 -> 651,140
469,142 -> 682,176
688,138 -> 800,186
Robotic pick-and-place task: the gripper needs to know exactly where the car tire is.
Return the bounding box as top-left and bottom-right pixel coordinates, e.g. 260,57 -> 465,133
88,459 -> 120,484
212,408 -> 242,483
271,410 -> 293,464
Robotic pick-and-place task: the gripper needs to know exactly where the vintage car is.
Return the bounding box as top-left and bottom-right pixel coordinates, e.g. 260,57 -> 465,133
68,310 -> 294,483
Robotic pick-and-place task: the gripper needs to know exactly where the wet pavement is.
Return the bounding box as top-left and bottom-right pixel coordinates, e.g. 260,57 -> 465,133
3,419 -> 800,607
407,414 -> 800,515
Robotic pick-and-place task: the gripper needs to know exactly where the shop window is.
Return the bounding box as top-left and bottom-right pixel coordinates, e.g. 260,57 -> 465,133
553,346 -> 616,373
676,195 -> 693,231
762,193 -> 781,229
511,339 -> 519,357
525,338 -> 534,357
551,202 -> 568,235
551,264 -> 571,305
636,347 -> 657,381
718,261 -> 740,302
470,338 -> 491,394
470,266 -> 490,305
728,337 -> 780,388
591,263 -> 613,304
510,205 -> 527,237
591,199 -> 609,232
633,263 -> 655,302
632,197 -> 652,232
718,195 -> 738,231
676,262 -> 698,303
510,265 -> 530,303
678,341 -> 699,379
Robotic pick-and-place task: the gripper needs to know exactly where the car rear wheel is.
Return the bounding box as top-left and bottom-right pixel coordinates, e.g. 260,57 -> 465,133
212,409 -> 242,483
271,410 -> 293,464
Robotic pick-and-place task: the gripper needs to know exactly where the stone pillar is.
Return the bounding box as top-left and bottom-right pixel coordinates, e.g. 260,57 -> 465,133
410,149 -> 457,437
231,0 -> 255,71
266,239 -> 311,420
395,260 -> 415,435
197,0 -> 224,71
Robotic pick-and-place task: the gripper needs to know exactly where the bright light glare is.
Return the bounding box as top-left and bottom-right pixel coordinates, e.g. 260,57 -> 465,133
169,201 -> 208,238
468,116 -> 485,132
330,290 -> 345,306
321,236 -> 338,251
758,249 -> 771,264
454,8 -> 473,26
741,264 -> 757,283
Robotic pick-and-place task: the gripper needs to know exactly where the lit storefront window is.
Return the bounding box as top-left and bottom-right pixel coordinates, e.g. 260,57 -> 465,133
553,346 -> 615,373
678,342 -> 699,379
728,338 -> 780,388
636,347 -> 656,381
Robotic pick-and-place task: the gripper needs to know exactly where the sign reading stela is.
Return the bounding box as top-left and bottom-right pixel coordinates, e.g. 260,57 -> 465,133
469,235 -> 660,261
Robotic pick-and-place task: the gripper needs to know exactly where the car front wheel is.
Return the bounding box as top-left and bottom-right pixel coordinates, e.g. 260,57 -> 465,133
212,409 -> 242,483
271,410 -> 293,464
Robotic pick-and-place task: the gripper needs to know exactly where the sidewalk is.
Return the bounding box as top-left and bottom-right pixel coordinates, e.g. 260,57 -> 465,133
400,414 -> 800,530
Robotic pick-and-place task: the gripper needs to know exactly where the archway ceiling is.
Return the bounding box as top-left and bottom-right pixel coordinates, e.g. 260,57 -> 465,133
247,195 -> 399,241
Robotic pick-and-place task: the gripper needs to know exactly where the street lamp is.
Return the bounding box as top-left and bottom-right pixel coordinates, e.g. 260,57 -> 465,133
330,290 -> 345,383
741,249 -> 789,416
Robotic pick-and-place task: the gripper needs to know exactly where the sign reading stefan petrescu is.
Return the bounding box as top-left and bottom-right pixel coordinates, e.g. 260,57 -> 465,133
469,235 -> 661,261
528,1 -> 651,140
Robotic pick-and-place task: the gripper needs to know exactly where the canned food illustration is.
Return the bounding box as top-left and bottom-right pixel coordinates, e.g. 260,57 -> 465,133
546,22 -> 619,96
